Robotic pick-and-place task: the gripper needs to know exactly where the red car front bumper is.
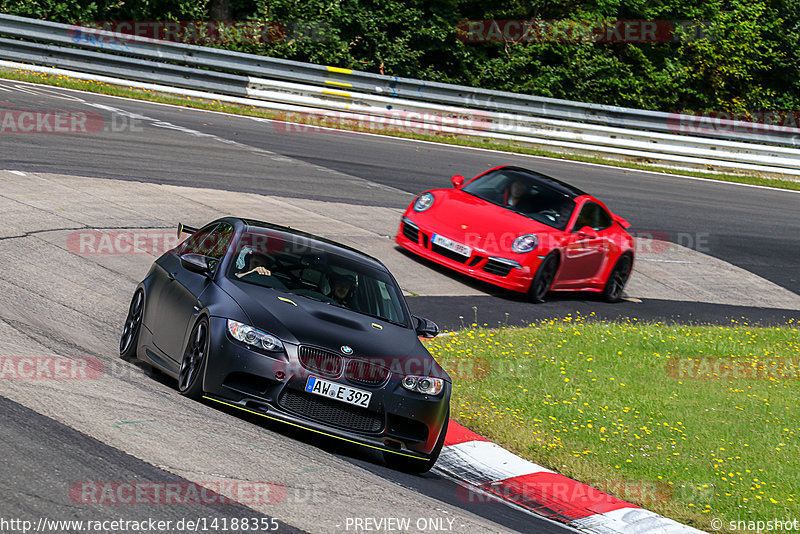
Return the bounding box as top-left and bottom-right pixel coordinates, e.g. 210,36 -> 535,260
395,218 -> 536,293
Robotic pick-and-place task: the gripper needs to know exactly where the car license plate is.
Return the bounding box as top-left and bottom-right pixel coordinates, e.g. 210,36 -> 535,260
432,234 -> 472,257
305,376 -> 372,408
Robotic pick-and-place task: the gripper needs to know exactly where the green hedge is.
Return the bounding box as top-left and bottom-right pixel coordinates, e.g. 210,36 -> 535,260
3,0 -> 798,114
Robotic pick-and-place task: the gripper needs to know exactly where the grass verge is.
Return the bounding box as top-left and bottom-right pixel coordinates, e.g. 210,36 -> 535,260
425,315 -> 800,531
1,67 -> 799,192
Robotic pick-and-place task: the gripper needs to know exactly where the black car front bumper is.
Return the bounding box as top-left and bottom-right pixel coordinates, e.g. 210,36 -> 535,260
202,317 -> 451,459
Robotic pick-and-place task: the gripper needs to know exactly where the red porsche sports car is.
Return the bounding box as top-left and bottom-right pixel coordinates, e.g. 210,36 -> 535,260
395,166 -> 635,302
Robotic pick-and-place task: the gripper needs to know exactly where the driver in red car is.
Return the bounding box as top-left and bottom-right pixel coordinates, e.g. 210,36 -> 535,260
503,179 -> 539,213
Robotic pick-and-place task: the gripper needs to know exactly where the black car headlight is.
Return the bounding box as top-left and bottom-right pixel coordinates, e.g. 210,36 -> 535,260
227,320 -> 284,352
401,375 -> 444,395
413,192 -> 434,212
512,234 -> 539,253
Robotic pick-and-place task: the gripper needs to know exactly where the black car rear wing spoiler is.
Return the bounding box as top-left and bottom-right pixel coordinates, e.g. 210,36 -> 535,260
177,222 -> 198,237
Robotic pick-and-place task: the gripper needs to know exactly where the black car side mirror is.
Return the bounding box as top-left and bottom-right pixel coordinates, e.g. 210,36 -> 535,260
413,315 -> 439,338
180,253 -> 214,275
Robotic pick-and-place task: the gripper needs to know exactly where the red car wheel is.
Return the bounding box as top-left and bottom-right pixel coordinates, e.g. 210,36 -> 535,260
528,253 -> 559,303
602,252 -> 633,303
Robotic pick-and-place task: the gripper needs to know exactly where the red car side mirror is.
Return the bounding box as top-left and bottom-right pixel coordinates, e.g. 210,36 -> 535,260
577,226 -> 598,239
451,174 -> 465,188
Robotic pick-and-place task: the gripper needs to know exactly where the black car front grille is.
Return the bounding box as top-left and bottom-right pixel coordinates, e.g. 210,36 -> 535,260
299,346 -> 342,378
483,259 -> 514,277
431,243 -> 470,263
402,221 -> 420,244
278,389 -> 383,433
345,359 -> 391,387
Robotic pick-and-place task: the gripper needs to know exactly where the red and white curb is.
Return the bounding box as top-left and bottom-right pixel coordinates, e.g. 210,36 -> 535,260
437,421 -> 704,533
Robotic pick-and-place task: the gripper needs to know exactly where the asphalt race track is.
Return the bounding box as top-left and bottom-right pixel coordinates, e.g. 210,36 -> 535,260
2,81 -> 798,297
1,78 -> 799,533
0,396 -> 299,533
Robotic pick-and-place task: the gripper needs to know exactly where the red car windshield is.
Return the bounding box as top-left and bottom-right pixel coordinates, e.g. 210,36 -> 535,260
461,169 -> 576,230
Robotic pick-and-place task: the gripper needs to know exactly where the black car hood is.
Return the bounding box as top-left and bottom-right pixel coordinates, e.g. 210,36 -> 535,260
218,279 -> 447,378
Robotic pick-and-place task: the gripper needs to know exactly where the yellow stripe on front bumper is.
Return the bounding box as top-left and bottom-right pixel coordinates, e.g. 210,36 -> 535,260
202,395 -> 425,459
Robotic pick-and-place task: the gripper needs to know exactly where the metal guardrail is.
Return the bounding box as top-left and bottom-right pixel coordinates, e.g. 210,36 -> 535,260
1,13 -> 800,177
0,37 -> 250,96
3,13 -> 799,146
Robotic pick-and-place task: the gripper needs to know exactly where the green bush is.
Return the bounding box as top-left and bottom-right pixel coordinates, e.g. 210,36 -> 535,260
3,0 -> 798,113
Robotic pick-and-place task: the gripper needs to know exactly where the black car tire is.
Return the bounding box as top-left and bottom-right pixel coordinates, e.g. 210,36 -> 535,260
602,252 -> 633,303
119,289 -> 144,360
528,253 -> 559,303
383,410 -> 449,474
178,317 -> 210,400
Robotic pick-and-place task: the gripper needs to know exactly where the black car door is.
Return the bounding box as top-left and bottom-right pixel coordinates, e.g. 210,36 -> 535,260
152,223 -> 234,361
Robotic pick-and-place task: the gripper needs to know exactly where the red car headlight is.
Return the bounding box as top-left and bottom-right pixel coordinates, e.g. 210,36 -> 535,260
512,234 -> 539,253
413,192 -> 434,212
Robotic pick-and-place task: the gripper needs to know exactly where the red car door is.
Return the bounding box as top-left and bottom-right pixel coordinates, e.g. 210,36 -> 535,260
556,202 -> 614,287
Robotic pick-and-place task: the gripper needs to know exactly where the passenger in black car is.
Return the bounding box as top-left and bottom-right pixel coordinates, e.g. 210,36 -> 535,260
330,273 -> 356,306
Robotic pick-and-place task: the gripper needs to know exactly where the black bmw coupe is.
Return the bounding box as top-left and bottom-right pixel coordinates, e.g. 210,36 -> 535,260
120,217 -> 450,472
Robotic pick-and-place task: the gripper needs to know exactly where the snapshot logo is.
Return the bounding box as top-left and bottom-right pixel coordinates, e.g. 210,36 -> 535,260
667,356 -> 800,380
667,111 -> 800,138
69,481 -> 286,505
273,110 -> 490,136
0,356 -> 102,380
456,20 -> 705,44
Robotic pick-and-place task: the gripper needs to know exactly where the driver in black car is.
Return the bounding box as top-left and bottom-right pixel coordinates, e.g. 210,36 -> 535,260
235,253 -> 272,279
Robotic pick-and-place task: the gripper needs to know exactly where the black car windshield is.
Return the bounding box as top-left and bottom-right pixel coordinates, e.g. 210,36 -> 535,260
227,231 -> 409,326
461,169 -> 576,230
